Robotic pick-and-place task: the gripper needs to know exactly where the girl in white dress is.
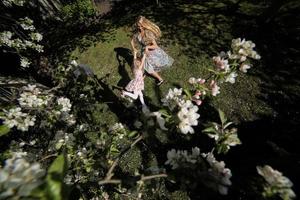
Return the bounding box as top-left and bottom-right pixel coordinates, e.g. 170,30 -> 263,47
121,52 -> 147,107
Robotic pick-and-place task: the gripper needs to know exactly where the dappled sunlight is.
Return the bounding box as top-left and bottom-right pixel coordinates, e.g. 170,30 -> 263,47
1,0 -> 299,199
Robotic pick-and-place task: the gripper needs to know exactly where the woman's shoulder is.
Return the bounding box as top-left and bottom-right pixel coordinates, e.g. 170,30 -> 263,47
133,33 -> 142,42
144,30 -> 156,39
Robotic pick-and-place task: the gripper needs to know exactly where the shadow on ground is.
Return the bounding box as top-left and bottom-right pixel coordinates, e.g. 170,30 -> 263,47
114,47 -> 133,87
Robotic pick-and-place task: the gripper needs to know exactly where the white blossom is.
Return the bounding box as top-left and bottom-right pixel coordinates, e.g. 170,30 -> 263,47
231,38 -> 261,61
0,31 -> 13,46
161,88 -> 184,110
225,72 -> 238,84
0,156 -> 45,199
24,40 -> 33,48
188,77 -> 197,84
18,92 -> 48,108
32,44 -> 44,52
2,107 -> 35,131
23,84 -> 41,94
109,123 -> 126,136
20,57 -> 31,68
49,131 -> 75,151
2,0 -> 25,7
177,100 -> 200,134
210,81 -> 220,96
165,147 -> 201,169
257,165 -> 296,200
57,97 -> 72,112
213,56 -> 230,72
19,17 -> 35,31
30,32 -> 43,42
201,152 -> 232,195
239,63 -> 251,73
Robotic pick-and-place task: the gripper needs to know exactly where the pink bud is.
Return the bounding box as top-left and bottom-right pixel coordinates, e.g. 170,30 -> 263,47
197,79 -> 206,84
195,99 -> 202,106
195,90 -> 202,97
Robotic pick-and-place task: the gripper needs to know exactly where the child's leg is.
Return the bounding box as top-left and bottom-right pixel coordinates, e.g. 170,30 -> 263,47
137,91 -> 146,105
122,90 -> 138,99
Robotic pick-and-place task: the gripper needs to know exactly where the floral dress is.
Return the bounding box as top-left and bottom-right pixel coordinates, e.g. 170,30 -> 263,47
135,32 -> 174,74
125,67 -> 144,92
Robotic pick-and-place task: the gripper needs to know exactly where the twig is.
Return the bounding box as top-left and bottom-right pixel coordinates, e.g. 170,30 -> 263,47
38,153 -> 58,162
130,135 -> 143,148
140,173 -> 167,181
98,179 -> 122,185
106,157 -> 119,180
44,84 -> 61,93
98,173 -> 167,186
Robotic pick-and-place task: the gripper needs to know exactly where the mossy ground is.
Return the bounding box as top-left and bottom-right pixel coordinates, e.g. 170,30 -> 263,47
71,26 -> 272,123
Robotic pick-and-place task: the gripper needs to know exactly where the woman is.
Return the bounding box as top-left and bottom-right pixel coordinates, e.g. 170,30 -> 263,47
131,16 -> 174,86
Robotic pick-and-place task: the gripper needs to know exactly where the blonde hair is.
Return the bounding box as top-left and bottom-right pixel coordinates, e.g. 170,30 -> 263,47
137,16 -> 161,38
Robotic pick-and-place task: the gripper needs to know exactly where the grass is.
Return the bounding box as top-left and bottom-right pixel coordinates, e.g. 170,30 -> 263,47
70,26 -> 272,123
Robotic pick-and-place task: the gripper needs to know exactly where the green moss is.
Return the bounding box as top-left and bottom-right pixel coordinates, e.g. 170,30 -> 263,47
90,103 -> 118,127
119,146 -> 142,175
168,190 -> 190,200
211,72 -> 273,123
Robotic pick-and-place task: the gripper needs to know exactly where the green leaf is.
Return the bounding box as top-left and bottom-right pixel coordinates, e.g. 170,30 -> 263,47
110,146 -> 119,154
158,109 -> 171,118
224,122 -> 233,129
202,127 -> 217,133
0,124 -> 10,137
218,109 -> 227,125
183,89 -> 192,99
216,144 -> 229,154
128,131 -> 138,138
225,134 -> 242,146
207,68 -> 219,74
45,153 -> 68,200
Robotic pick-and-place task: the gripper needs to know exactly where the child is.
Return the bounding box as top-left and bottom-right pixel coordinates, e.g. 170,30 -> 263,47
121,53 -> 147,107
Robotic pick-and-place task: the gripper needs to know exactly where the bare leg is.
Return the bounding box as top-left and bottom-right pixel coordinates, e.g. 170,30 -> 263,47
149,71 -> 163,82
137,91 -> 146,105
137,91 -> 150,114
123,90 -> 148,107
122,91 -> 138,99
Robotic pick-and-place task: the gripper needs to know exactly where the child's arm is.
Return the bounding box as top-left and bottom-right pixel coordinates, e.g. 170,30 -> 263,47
139,53 -> 146,70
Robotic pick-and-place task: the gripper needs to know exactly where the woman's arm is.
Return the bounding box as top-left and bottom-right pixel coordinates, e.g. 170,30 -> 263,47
131,37 -> 138,53
145,38 -> 158,51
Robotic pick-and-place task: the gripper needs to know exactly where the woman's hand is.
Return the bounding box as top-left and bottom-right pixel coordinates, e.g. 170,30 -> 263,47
145,47 -> 149,55
133,51 -> 137,59
145,46 -> 155,55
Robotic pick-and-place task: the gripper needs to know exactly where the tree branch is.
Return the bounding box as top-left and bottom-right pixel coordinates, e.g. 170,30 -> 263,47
98,173 -> 167,186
